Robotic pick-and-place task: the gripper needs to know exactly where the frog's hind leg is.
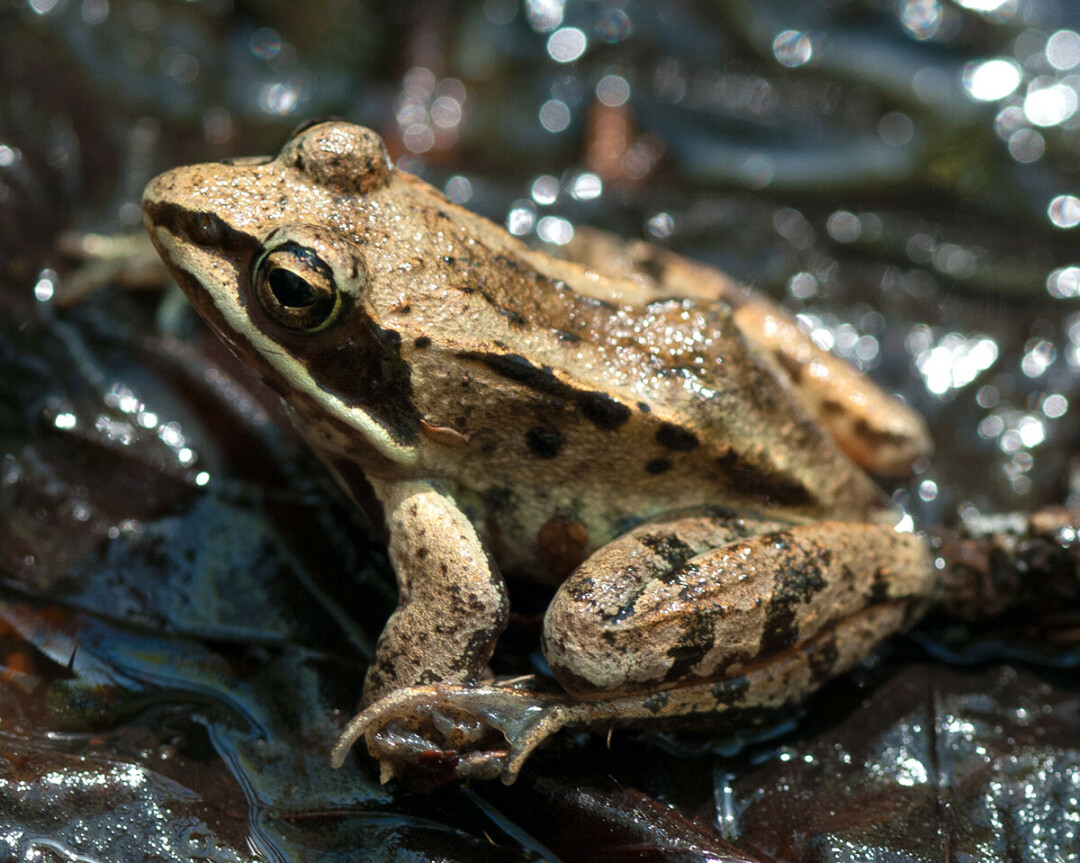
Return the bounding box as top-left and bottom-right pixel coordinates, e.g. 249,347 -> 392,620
542,510 -> 933,702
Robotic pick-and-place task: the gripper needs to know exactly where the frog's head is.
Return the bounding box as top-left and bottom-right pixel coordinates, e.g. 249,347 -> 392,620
142,121 -> 420,469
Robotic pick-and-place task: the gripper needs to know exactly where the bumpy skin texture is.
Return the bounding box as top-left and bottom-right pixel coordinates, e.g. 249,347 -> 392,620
142,122 -> 935,787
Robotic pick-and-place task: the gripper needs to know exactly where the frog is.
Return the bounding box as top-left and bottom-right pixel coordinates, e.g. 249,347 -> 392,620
141,120 -> 937,788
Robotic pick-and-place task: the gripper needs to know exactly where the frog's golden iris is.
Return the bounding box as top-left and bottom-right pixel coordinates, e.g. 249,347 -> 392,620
253,241 -> 341,332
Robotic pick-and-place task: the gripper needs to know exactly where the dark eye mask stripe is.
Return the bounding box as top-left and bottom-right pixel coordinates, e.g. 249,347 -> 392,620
143,200 -> 260,262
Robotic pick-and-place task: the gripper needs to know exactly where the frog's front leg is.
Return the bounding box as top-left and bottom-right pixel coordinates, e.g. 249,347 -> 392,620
361,478 -> 510,705
340,478 -> 513,785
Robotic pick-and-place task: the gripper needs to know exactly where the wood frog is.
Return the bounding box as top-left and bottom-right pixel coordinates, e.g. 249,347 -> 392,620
142,120 -> 939,787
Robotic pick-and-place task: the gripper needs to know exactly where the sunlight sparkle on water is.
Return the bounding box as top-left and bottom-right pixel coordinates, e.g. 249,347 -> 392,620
596,74 -> 630,106
900,0 -> 942,41
772,31 -> 813,68
29,0 -> 60,15
570,172 -> 602,200
909,328 -> 999,396
539,99 -> 571,133
879,111 -> 914,146
1024,81 -> 1078,127
595,8 -> 631,43
826,211 -> 861,243
1020,339 -> 1056,378
1046,30 -> 1080,70
257,82 -> 297,116
33,270 -> 56,302
962,58 -> 1021,101
1048,195 -> 1080,228
525,0 -> 564,32
506,201 -> 536,236
547,27 -> 587,63
531,174 -> 560,205
444,175 -> 472,204
395,69 -> 466,153
1046,266 -> 1080,298
953,0 -> 1017,16
1042,394 -> 1069,418
1008,128 -> 1044,163
537,215 -> 574,245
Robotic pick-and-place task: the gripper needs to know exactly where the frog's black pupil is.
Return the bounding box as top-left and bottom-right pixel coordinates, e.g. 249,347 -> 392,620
268,268 -> 316,308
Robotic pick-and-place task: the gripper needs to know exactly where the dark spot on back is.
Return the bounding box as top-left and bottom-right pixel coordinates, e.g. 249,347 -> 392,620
657,423 -> 699,451
578,391 -> 631,430
772,348 -> 804,383
714,451 -> 813,507
463,352 -> 561,393
527,426 -> 563,458
458,350 -> 630,430
658,560 -> 701,586
645,458 -> 671,475
414,335 -> 431,348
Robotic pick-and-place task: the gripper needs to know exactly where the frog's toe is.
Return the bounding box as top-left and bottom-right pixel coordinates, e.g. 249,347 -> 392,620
331,682 -> 578,788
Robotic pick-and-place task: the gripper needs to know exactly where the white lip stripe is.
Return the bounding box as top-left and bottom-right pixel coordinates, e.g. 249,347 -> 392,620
152,224 -> 418,466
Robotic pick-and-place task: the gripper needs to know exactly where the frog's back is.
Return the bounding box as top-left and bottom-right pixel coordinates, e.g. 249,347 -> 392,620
380,178 -> 887,575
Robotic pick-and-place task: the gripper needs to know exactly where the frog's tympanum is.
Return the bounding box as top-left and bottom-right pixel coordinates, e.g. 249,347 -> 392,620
143,121 -> 936,786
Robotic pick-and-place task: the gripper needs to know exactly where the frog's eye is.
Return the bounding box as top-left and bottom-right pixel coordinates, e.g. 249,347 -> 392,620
253,242 -> 341,332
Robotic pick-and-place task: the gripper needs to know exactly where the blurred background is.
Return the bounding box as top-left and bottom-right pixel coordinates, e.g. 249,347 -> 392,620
1,1 -> 1078,860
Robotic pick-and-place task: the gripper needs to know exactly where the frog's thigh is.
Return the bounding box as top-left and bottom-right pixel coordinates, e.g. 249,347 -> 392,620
732,300 -> 932,476
362,479 -> 510,705
542,518 -> 932,698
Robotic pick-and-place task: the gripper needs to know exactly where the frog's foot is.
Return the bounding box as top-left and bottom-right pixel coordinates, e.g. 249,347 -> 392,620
331,682 -> 584,788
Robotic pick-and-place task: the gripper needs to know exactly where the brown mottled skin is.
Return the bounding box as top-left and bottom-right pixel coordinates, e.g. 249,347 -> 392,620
143,121 -> 935,787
